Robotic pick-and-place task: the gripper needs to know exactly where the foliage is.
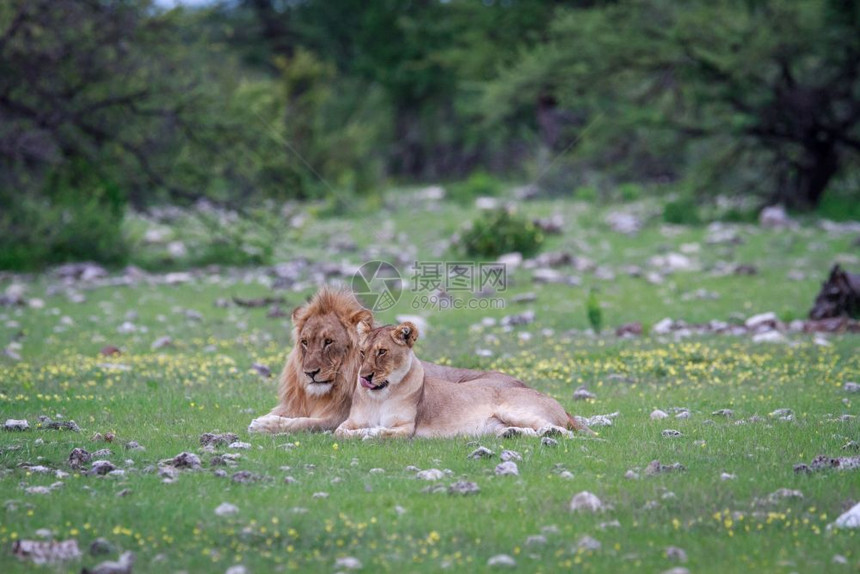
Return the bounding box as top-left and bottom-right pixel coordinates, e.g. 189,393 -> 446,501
663,196 -> 704,226
447,171 -> 503,205
458,209 -> 543,259
586,289 -> 603,333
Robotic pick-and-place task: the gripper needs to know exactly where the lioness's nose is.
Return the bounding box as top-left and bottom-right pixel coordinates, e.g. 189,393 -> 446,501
304,368 -> 320,380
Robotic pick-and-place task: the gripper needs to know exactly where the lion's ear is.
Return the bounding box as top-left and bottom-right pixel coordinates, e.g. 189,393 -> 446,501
350,309 -> 373,333
291,305 -> 307,325
390,322 -> 418,347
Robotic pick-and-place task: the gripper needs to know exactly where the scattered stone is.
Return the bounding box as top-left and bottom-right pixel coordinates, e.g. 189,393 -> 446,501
501,310 -> 535,327
4,419 -> 29,431
720,472 -> 736,481
25,486 -> 54,495
500,450 -> 522,462
712,409 -> 734,418
165,452 -> 201,470
335,556 -> 363,570
468,446 -> 494,459
215,502 -> 239,517
666,546 -> 688,562
830,502 -> 860,529
151,336 -> 172,350
89,460 -> 117,476
91,449 -> 112,458
752,331 -> 787,344
624,470 -> 639,480
767,488 -> 804,503
615,322 -> 643,337
39,417 -> 81,432
759,205 -> 792,228
577,535 -> 601,551
769,408 -> 794,418
200,432 -> 239,447
416,469 -> 445,481
228,441 -> 251,450
644,460 -> 686,475
650,409 -> 669,420
661,429 -> 682,438
569,491 -> 603,513
674,411 -> 690,420
525,534 -> 547,546
84,551 -> 134,574
487,554 -> 516,568
511,292 -> 537,304
844,382 -> 860,393
605,211 -> 642,235
124,441 -> 144,451
832,554 -> 848,564
312,492 -> 329,499
12,539 -> 81,564
448,481 -> 480,495
661,568 -> 690,574
89,538 -> 115,556
495,461 -> 519,476
69,447 -> 91,469
231,471 -> 262,484
541,437 -> 558,447
573,386 -> 596,401
225,566 -> 247,574
582,413 -> 617,427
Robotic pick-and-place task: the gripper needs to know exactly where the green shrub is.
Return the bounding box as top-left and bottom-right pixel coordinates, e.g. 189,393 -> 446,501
573,186 -> 598,202
459,208 -> 543,259
0,162 -> 128,270
586,289 -> 603,333
448,171 -> 502,204
617,182 -> 643,202
663,196 -> 703,225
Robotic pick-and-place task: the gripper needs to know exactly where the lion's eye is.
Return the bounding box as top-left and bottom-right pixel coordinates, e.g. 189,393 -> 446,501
324,338 -> 333,347
377,349 -> 386,357
300,339 -> 308,347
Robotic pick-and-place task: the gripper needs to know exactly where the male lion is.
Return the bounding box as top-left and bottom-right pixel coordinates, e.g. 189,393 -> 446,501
334,322 -> 592,439
248,288 -> 523,434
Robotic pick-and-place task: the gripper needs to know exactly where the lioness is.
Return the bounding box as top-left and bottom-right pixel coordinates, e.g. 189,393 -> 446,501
248,288 -> 523,434
334,322 -> 591,439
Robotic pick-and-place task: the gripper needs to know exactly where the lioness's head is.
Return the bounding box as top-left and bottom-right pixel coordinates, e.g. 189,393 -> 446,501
358,322 -> 418,392
290,289 -> 373,397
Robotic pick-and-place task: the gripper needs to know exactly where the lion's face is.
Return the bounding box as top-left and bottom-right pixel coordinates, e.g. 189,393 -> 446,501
358,322 -> 418,392
294,313 -> 356,396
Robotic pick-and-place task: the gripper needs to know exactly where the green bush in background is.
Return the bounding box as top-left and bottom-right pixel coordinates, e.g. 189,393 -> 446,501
459,208 -> 543,259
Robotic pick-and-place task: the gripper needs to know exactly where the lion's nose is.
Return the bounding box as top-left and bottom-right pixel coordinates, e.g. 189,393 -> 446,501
304,368 -> 320,380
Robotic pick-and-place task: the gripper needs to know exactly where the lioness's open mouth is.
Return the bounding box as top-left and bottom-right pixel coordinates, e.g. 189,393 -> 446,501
360,376 -> 389,391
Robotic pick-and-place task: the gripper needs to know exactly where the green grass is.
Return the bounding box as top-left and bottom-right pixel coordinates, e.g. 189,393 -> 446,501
1,191 -> 859,572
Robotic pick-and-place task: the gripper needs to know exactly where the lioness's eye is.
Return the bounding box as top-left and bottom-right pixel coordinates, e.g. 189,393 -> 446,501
324,338 -> 333,347
359,350 -> 366,358
377,349 -> 386,356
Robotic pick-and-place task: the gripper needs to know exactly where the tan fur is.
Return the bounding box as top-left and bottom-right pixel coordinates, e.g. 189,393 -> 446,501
249,288 -> 525,434
335,323 -> 592,439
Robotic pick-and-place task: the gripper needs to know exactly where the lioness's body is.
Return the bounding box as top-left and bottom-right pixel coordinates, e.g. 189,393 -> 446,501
335,323 -> 590,439
248,288 -> 523,434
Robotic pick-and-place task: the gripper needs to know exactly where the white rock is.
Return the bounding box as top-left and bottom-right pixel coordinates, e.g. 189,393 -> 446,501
720,473 -> 736,481
215,503 -> 239,517
752,331 -> 787,344
416,468 -> 445,481
569,491 -> 603,513
652,318 -> 675,335
650,409 -> 669,420
830,502 -> 860,529
487,554 -> 516,567
497,252 -> 523,270
228,442 -> 251,450
745,311 -> 778,329
760,205 -> 791,228
844,382 -> 860,393
4,419 -> 29,431
335,556 -> 362,570
475,197 -> 500,210
495,461 -> 519,476
225,566 -> 247,574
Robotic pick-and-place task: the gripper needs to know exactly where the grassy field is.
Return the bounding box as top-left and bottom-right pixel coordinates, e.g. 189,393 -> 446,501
1,192 -> 859,572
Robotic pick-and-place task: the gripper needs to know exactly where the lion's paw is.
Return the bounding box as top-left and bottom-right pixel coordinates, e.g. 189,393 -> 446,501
248,414 -> 284,434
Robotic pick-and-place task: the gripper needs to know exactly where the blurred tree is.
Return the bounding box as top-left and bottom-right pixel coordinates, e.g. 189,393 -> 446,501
485,0 -> 860,209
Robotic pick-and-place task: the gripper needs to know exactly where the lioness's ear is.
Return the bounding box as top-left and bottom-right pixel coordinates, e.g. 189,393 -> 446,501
390,321 -> 418,347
